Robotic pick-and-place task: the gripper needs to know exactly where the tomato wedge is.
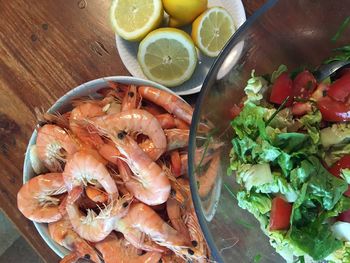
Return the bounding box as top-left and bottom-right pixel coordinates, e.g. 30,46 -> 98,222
291,102 -> 312,116
317,96 -> 350,122
328,73 -> 350,102
269,196 -> 292,231
328,155 -> 350,197
293,70 -> 317,99
338,209 -> 350,223
170,150 -> 181,178
270,73 -> 293,106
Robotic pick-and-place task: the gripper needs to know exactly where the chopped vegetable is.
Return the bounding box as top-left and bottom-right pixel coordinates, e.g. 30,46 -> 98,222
269,197 -> 292,230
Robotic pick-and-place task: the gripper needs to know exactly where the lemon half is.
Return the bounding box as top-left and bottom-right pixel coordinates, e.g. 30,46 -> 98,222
192,7 -> 236,57
137,28 -> 198,87
110,0 -> 163,41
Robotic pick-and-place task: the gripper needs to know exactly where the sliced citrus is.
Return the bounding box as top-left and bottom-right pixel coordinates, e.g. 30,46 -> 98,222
137,28 -> 198,87
110,0 -> 163,41
192,6 -> 236,57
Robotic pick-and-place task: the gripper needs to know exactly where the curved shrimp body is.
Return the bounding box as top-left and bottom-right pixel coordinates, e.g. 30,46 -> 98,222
48,217 -> 101,263
95,234 -> 162,263
66,189 -> 132,243
36,124 -> 78,172
17,173 -> 67,223
111,134 -> 170,206
69,102 -> 105,149
63,150 -> 118,195
198,154 -> 221,198
138,86 -> 193,125
114,203 -> 189,249
91,109 -> 166,160
139,129 -> 189,160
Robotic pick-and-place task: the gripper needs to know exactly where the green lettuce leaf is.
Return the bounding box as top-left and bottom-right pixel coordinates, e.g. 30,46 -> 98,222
243,70 -> 268,104
299,109 -> 322,144
341,169 -> 350,184
325,196 -> 350,218
236,163 -> 273,191
270,64 -> 288,83
324,143 -> 350,167
326,242 -> 350,263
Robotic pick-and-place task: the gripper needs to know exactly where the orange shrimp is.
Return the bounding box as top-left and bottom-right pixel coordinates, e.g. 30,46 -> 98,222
198,154 -> 221,198
91,109 -> 166,160
114,203 -> 190,249
36,124 -> 78,172
85,186 -> 108,203
95,233 -> 162,263
65,187 -> 132,243
138,86 -> 193,125
17,173 -> 67,223
63,150 -> 118,195
48,216 -> 102,263
156,113 -> 176,129
138,129 -> 189,160
97,141 -> 121,165
69,102 -> 105,149
174,117 -> 190,130
109,134 -> 170,206
161,253 -> 186,263
121,85 -> 139,111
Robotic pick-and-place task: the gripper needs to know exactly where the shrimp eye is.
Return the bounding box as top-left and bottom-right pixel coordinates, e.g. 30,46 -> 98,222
122,201 -> 129,208
158,259 -> 163,263
170,188 -> 176,197
191,240 -> 198,247
117,131 -> 127,139
128,91 -> 135,98
84,254 -> 90,259
187,248 -> 195,255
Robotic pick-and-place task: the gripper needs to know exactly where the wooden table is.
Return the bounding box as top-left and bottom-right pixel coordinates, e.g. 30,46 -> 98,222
0,0 -> 264,262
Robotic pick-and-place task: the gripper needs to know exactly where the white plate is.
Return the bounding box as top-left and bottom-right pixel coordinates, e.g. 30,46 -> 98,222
22,76 -> 189,258
115,0 -> 246,95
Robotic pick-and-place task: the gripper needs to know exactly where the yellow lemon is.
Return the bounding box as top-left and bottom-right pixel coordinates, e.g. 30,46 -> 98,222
137,28 -> 198,87
110,0 -> 163,41
163,0 -> 207,27
192,6 -> 235,57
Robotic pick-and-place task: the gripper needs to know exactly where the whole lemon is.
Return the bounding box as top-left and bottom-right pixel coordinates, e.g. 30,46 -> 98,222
163,0 -> 208,27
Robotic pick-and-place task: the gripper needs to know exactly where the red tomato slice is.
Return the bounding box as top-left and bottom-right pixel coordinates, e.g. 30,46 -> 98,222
269,196 -> 292,231
317,96 -> 350,122
170,150 -> 181,178
328,155 -> 350,197
291,102 -> 312,116
328,74 -> 350,102
229,104 -> 242,119
338,209 -> 350,223
270,73 -> 294,106
293,70 -> 317,99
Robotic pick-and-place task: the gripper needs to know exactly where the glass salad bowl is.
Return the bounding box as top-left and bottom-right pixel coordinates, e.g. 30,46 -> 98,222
188,0 -> 350,262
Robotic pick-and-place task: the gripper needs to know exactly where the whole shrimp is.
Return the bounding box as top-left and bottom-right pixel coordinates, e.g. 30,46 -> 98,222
121,84 -> 139,111
197,154 -> 221,198
17,173 -> 67,223
114,202 -> 195,257
108,133 -> 170,206
65,187 -> 132,243
48,216 -> 102,263
63,150 -> 118,195
95,233 -> 162,263
90,109 -> 166,160
36,124 -> 78,171
138,86 -> 193,125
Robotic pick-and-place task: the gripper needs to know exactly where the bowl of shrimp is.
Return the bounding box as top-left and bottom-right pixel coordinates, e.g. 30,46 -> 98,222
20,76 -> 213,262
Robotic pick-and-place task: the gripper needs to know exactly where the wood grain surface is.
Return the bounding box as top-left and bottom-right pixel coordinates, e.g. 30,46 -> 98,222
0,0 -> 264,262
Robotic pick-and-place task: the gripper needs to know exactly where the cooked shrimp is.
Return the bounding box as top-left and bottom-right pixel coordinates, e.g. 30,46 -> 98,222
138,129 -> 189,160
36,124 -> 78,172
138,86 -> 193,125
108,134 -> 170,206
114,203 -> 191,253
121,85 -> 139,111
66,187 -> 132,242
86,186 -> 108,203
97,141 -> 121,165
69,102 -> 105,149
63,150 -> 118,195
48,216 -> 101,263
35,107 -> 70,129
91,109 -> 166,160
156,113 -> 176,129
95,233 -> 162,263
198,154 -> 221,198
17,173 -> 67,223
161,253 -> 186,263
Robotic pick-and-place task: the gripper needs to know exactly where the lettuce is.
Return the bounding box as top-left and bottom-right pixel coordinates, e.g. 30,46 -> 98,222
243,70 -> 268,104
270,64 -> 288,83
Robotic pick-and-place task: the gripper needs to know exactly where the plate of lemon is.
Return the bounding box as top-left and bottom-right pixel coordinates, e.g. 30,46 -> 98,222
111,0 -> 246,95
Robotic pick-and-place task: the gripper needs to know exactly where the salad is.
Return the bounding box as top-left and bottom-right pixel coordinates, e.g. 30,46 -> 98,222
228,55 -> 350,262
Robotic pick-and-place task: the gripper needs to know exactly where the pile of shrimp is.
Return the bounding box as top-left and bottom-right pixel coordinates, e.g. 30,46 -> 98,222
17,83 -> 221,263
